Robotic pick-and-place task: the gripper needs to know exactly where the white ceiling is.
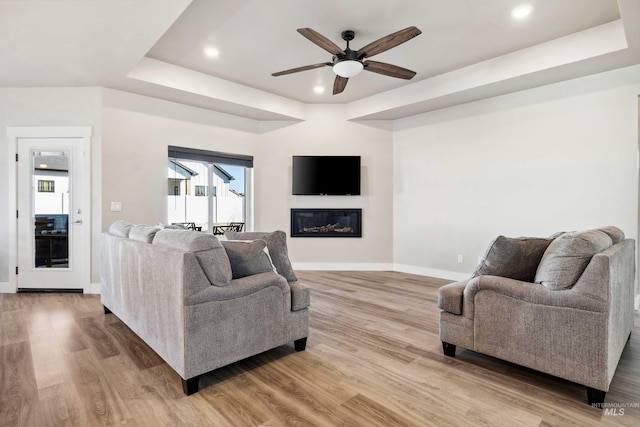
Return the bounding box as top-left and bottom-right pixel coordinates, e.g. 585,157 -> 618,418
1,0 -> 639,121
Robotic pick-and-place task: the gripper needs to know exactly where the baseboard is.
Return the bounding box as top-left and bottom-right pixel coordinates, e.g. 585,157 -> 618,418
0,282 -> 15,293
292,262 -> 470,282
293,262 -> 394,271
393,264 -> 469,282
84,282 -> 101,295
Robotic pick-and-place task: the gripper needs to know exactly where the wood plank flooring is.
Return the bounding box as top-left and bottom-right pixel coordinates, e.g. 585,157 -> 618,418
1,271 -> 639,426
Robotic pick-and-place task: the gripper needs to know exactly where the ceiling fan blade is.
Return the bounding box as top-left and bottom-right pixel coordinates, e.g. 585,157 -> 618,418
333,76 -> 348,94
272,62 -> 332,76
358,26 -> 422,58
297,28 -> 345,55
364,60 -> 416,80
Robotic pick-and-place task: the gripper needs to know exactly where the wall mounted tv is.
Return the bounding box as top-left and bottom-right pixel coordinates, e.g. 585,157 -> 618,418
292,156 -> 361,196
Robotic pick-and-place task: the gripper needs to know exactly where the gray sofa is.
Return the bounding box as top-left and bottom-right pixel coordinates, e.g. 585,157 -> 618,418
101,222 -> 309,395
438,226 -> 635,406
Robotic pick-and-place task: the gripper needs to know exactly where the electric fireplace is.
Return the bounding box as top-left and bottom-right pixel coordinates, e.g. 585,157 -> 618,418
291,209 -> 362,238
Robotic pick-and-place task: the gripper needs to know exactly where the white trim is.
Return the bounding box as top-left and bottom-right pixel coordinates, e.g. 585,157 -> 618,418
6,126 -> 93,293
0,282 -> 14,293
84,282 -> 102,295
636,295 -> 640,311
293,262 -> 394,271
393,264 -> 469,282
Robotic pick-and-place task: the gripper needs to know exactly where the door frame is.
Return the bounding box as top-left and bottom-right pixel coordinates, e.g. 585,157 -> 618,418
6,126 -> 92,293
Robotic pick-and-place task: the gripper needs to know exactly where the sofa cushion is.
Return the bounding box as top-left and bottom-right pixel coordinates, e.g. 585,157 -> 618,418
534,230 -> 612,290
221,240 -> 277,279
129,225 -> 161,243
473,236 -> 553,282
109,220 -> 134,237
597,226 -> 625,244
153,229 -> 232,287
225,230 -> 297,282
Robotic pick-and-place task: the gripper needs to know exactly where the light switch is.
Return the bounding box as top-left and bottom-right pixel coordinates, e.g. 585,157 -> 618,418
110,201 -> 122,212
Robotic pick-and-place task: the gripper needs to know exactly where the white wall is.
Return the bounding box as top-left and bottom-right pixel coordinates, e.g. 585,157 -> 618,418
102,89 -> 258,229
0,87 -> 102,285
101,94 -> 394,268
393,65 -> 640,281
255,105 -> 394,268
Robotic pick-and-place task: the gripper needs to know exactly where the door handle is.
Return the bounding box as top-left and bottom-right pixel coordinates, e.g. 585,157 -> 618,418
74,219 -> 83,225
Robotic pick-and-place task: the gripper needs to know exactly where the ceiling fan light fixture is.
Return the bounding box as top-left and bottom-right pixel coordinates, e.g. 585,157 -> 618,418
333,60 -> 363,78
511,4 -> 533,19
203,46 -> 220,58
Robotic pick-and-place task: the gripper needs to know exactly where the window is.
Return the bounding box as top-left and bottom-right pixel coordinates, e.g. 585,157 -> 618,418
168,178 -> 181,196
167,147 -> 253,233
38,180 -> 55,193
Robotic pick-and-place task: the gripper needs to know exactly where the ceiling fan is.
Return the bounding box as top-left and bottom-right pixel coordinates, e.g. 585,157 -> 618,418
272,26 -> 422,95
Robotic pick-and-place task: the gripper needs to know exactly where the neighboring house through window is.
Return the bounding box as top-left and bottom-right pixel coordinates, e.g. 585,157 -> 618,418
38,180 -> 55,192
167,146 -> 253,233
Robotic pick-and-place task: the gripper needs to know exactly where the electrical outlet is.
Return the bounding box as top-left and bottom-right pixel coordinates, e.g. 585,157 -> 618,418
457,254 -> 464,263
110,201 -> 122,212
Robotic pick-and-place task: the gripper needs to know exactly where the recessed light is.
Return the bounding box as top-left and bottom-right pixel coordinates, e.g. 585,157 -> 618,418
313,85 -> 325,94
511,4 -> 533,19
204,46 -> 220,58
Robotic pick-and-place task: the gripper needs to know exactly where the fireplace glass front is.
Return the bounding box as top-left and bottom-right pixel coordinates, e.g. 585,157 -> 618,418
291,209 -> 362,238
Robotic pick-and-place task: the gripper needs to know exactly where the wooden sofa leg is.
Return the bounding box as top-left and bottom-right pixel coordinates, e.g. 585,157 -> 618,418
587,387 -> 606,407
103,305 -> 111,315
442,342 -> 456,357
294,337 -> 307,351
182,376 -> 199,395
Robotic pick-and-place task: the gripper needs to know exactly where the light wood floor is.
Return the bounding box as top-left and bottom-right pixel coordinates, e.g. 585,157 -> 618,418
1,271 -> 639,426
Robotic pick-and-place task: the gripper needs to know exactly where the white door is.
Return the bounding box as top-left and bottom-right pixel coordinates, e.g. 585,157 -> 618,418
16,137 -> 89,290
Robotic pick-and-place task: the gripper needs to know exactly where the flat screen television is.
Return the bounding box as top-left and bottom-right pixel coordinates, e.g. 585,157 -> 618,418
292,156 -> 361,195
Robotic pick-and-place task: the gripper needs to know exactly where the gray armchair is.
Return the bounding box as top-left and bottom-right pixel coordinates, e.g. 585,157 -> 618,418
438,227 -> 635,406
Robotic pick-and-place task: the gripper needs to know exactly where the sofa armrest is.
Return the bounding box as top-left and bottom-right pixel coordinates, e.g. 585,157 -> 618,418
438,279 -> 471,315
185,271 -> 289,306
462,275 -> 607,319
288,281 -> 310,311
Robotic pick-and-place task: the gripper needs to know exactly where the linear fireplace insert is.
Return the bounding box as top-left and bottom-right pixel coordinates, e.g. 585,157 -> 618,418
291,209 -> 362,238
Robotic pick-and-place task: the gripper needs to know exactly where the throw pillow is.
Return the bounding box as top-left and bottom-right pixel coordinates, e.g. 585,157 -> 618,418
596,226 -> 625,244
129,225 -> 161,243
472,236 -> 553,282
157,222 -> 188,230
221,240 -> 277,279
225,230 -> 297,282
534,229 -> 612,290
153,229 -> 232,287
109,220 -> 134,238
